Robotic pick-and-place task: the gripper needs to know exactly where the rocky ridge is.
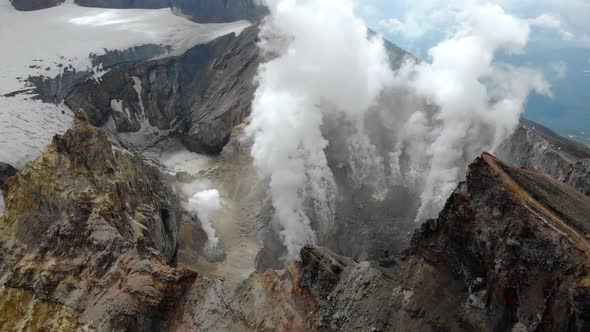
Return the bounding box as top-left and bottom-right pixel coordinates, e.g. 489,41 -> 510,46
10,0 -> 265,23
52,24 -> 260,155
0,113 -> 200,330
498,119 -> 590,196
2,3 -> 590,330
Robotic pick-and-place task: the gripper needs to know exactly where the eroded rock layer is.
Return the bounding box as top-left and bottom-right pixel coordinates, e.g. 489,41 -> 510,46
0,113 -> 199,330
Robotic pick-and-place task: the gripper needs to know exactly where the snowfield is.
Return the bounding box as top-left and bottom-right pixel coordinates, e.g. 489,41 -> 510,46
0,95 -> 73,168
0,0 -> 250,168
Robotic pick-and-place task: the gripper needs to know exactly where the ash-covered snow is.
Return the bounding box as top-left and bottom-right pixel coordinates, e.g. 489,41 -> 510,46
0,95 -> 73,168
0,0 -> 250,167
0,189 -> 4,213
0,1 -> 250,95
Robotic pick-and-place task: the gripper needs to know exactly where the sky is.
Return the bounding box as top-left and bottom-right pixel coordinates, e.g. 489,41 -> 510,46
355,0 -> 590,139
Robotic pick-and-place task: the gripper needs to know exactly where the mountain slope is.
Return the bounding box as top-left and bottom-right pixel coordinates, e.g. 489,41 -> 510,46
498,118 -> 590,196
0,113 -> 201,330
0,1 -> 250,168
1,121 -> 589,330
215,153 -> 590,331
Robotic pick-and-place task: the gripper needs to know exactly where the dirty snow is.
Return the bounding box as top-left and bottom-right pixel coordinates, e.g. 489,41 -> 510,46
0,0 -> 250,167
0,95 -> 73,168
0,1 -> 250,94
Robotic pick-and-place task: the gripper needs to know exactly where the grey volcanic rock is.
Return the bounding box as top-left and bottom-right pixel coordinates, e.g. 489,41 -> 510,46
11,0 -> 265,23
568,159 -> 590,196
74,0 -> 266,23
57,24 -> 411,158
9,0 -> 64,10
498,118 -> 590,195
29,45 -> 169,103
66,25 -> 261,153
182,25 -> 261,153
75,0 -> 170,9
170,0 -> 266,23
0,163 -> 17,188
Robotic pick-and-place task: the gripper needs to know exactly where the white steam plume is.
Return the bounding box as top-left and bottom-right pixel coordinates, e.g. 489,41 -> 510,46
187,189 -> 222,249
247,0 -> 392,260
388,3 -> 552,221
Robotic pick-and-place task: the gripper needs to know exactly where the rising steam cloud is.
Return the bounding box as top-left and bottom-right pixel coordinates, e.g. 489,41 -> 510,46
247,0 -> 392,260
388,3 -> 552,220
249,0 -> 551,260
187,189 -> 222,250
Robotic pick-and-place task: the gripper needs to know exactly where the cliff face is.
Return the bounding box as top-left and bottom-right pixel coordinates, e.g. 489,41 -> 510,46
65,25 -> 260,154
9,0 -> 64,11
11,0 -> 265,22
498,119 -> 590,196
0,113 -> 199,330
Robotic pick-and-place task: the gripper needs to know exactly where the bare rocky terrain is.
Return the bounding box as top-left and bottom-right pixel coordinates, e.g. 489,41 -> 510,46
1,1 -> 590,331
498,119 -> 590,196
1,117 -> 589,330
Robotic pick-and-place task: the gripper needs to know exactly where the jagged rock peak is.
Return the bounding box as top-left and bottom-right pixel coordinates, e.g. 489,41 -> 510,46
0,120 -> 198,330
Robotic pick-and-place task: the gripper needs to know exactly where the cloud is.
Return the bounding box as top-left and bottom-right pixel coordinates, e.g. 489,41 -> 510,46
529,13 -> 561,29
529,14 -> 574,40
376,2 -> 459,39
551,61 -> 568,80
379,18 -> 405,34
249,0 -> 552,260
378,16 -> 426,39
367,1 -> 586,51
386,2 -> 551,220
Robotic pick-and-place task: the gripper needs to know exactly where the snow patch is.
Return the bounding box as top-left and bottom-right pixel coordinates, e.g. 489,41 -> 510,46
0,2 -> 250,167
0,190 -> 4,213
0,1 -> 251,95
0,95 -> 73,168
110,99 -> 132,120
132,77 -> 146,117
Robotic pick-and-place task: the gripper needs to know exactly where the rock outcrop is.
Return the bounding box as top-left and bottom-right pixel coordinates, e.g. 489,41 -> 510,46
0,113 -> 200,330
74,0 -> 265,23
0,163 -> 17,188
9,0 -> 64,11
65,25 -> 260,154
498,119 -> 590,196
